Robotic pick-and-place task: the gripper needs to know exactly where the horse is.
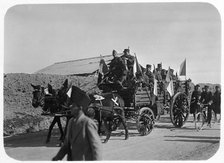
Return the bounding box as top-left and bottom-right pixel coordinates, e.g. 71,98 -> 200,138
31,83 -> 66,143
88,92 -> 129,143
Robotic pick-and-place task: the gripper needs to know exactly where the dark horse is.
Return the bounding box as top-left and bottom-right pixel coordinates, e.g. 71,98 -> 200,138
88,92 -> 129,143
52,79 -> 129,143
31,82 -> 69,143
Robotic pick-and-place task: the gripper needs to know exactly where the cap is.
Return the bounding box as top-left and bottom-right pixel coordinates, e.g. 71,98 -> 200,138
123,49 -> 130,53
70,86 -> 91,111
146,64 -> 151,68
204,85 -> 209,89
195,84 -> 200,88
157,63 -> 162,68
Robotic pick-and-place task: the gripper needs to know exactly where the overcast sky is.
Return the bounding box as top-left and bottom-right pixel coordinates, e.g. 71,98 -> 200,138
4,3 -> 221,84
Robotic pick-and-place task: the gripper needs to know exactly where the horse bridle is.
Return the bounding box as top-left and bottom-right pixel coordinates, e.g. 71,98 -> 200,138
33,89 -> 45,107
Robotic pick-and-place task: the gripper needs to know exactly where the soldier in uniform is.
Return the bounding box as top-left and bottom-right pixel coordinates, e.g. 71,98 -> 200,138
212,85 -> 221,122
190,84 -> 201,121
121,48 -> 135,80
145,64 -> 154,92
109,50 -> 127,87
200,85 -> 213,127
155,63 -> 162,81
145,64 -> 154,84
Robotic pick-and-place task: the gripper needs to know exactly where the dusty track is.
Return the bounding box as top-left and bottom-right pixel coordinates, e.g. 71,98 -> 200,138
3,115 -> 221,161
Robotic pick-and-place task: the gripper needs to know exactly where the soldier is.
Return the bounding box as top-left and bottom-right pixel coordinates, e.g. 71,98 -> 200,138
190,84 -> 201,122
212,86 -> 221,122
109,50 -> 127,87
121,48 -> 135,79
145,64 -> 154,92
200,85 -> 213,127
155,63 -> 162,81
145,64 -> 154,84
170,69 -> 176,80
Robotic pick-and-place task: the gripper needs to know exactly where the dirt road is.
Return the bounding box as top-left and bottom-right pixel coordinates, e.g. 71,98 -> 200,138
3,115 -> 221,161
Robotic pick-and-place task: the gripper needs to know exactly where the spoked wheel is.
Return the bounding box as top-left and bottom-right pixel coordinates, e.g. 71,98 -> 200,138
137,107 -> 155,136
170,92 -> 189,128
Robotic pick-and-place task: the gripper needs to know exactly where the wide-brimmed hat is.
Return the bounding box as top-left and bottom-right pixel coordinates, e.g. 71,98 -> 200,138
70,86 -> 91,110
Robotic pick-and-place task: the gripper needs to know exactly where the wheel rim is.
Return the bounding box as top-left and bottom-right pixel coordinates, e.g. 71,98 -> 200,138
137,108 -> 155,136
170,92 -> 189,128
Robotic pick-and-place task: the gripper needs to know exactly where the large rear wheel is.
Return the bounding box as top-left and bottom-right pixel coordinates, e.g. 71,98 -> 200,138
170,92 -> 189,128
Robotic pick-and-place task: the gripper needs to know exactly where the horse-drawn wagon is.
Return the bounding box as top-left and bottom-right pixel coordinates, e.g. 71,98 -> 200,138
31,50 -> 192,143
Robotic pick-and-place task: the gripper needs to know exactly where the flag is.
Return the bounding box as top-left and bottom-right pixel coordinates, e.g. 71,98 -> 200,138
98,58 -> 109,85
153,64 -> 157,79
179,59 -> 186,76
99,59 -> 109,75
167,80 -> 174,96
133,54 -> 142,77
153,78 -> 158,96
66,87 -> 72,98
165,67 -> 171,83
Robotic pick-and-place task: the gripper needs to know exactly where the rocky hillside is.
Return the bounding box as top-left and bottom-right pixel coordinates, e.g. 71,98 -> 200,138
3,73 -> 99,136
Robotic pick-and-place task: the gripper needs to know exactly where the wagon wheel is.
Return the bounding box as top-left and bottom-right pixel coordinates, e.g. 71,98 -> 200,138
170,92 -> 189,128
137,107 -> 155,136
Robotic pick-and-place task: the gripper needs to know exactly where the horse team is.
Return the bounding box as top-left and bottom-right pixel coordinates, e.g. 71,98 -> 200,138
31,79 -> 128,144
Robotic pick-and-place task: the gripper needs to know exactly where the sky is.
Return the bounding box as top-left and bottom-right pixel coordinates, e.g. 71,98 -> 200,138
4,2 -> 221,84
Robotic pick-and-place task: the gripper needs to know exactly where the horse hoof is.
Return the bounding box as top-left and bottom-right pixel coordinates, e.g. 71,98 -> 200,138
125,135 -> 129,140
103,139 -> 108,143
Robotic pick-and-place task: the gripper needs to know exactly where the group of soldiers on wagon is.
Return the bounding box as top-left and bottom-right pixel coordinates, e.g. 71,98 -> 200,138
97,48 -> 186,108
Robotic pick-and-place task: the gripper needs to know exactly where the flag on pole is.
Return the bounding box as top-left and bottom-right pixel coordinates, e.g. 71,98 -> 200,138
153,78 -> 158,96
97,58 -> 109,85
153,64 -> 157,79
165,67 -> 171,83
133,54 -> 142,77
179,59 -> 186,76
99,58 -> 109,76
167,80 -> 174,96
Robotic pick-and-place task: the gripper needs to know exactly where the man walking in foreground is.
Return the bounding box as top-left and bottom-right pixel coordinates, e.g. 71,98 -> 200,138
52,87 -> 102,161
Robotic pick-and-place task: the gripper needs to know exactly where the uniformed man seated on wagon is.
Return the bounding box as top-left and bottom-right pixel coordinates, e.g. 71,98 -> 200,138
105,49 -> 128,91
121,48 -> 135,80
145,64 -> 154,93
145,64 -> 154,83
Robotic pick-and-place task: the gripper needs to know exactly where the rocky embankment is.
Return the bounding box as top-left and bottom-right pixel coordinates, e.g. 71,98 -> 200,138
3,73 -> 98,136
